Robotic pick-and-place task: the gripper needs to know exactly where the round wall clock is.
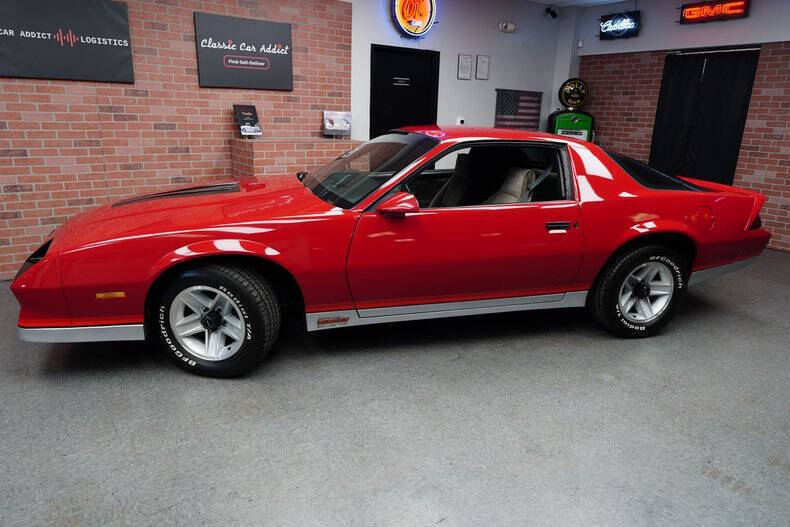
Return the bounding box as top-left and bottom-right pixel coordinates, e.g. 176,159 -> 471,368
558,78 -> 589,109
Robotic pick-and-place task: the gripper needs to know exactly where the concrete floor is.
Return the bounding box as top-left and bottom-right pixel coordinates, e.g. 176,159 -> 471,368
1,251 -> 788,526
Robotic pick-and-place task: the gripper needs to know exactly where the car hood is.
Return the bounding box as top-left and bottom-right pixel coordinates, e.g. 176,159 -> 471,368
53,175 -> 340,252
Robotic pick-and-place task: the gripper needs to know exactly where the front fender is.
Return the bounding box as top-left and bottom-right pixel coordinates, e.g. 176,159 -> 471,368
147,238 -> 293,283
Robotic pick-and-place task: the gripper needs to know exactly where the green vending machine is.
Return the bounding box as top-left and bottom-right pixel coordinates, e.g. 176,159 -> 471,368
547,78 -> 594,142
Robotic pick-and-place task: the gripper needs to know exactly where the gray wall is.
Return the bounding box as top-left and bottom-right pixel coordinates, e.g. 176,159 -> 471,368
576,0 -> 790,56
350,0 -> 561,140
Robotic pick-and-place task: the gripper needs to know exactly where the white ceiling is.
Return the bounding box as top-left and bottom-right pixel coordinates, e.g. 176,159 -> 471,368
529,0 -> 627,7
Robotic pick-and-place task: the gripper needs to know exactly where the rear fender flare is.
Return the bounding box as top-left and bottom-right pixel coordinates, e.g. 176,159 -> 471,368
591,220 -> 699,287
613,218 -> 698,250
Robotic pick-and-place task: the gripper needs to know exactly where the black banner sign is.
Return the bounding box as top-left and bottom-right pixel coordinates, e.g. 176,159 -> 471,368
0,0 -> 134,83
194,13 -> 293,91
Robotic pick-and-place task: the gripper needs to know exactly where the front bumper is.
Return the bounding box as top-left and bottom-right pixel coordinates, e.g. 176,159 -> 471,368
17,324 -> 145,343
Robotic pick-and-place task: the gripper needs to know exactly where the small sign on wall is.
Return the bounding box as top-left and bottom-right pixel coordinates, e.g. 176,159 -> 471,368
599,11 -> 640,40
679,0 -> 749,24
194,12 -> 293,90
323,111 -> 351,137
475,55 -> 490,80
233,104 -> 261,137
0,0 -> 134,83
457,54 -> 472,80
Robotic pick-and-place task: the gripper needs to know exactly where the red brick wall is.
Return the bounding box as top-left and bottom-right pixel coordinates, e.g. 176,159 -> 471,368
580,43 -> 790,252
579,51 -> 666,162
0,0 -> 351,280
230,138 -> 357,178
733,42 -> 790,252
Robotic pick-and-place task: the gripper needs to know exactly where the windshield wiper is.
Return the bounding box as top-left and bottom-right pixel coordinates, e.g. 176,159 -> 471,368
296,171 -> 308,182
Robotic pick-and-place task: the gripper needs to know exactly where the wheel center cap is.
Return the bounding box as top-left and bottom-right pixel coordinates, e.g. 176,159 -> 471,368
633,282 -> 651,299
200,309 -> 223,332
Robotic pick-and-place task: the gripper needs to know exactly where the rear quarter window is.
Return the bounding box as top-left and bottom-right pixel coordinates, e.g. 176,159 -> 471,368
604,150 -> 701,191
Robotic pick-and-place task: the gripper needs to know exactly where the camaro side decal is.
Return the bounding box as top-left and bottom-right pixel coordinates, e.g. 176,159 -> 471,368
316,316 -> 351,328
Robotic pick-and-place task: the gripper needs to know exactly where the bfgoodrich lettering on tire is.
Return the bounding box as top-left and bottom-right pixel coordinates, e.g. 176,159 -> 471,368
155,264 -> 281,377
589,245 -> 688,338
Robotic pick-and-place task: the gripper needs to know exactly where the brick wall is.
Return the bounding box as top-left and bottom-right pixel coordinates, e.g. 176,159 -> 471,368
580,42 -> 790,252
733,42 -> 790,252
579,51 -> 666,162
230,138 -> 357,178
0,0 -> 351,280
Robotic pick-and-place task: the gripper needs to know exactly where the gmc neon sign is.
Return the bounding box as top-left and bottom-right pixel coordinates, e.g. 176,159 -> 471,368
680,0 -> 750,24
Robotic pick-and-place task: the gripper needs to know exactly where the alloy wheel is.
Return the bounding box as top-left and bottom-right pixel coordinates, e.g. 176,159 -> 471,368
618,261 -> 675,324
169,285 -> 246,361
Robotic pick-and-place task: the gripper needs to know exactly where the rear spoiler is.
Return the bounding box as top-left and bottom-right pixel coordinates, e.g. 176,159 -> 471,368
680,176 -> 766,231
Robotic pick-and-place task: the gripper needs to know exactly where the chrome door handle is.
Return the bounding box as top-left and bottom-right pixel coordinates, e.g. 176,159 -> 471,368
546,221 -> 571,232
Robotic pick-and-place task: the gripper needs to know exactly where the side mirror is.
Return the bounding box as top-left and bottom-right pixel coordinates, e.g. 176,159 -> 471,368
376,192 -> 420,218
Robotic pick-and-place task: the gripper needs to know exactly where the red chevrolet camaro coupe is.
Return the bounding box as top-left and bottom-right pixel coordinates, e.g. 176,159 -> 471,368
12,127 -> 770,376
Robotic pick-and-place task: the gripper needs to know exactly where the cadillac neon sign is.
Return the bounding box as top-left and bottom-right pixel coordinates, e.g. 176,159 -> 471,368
393,0 -> 437,37
599,11 -> 640,40
680,0 -> 750,24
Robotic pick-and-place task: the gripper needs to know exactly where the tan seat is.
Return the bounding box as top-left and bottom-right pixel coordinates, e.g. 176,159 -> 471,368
429,153 -> 473,208
484,167 -> 536,204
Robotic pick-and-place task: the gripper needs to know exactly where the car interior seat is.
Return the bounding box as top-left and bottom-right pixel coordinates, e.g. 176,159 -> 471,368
483,167 -> 537,204
429,153 -> 472,207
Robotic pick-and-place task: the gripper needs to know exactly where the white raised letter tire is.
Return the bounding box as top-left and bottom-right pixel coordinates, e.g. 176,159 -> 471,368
155,264 -> 281,377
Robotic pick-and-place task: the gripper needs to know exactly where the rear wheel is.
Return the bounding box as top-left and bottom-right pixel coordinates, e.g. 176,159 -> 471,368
155,264 -> 281,377
589,245 -> 688,337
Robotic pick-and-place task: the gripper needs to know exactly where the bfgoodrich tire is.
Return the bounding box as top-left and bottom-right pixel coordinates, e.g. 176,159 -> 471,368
155,264 -> 281,377
589,245 -> 688,338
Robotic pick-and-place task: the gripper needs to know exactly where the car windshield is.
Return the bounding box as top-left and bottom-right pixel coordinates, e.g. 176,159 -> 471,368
302,132 -> 439,208
604,149 -> 702,191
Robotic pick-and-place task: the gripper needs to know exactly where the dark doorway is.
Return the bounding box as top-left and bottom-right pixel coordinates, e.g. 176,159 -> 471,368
649,48 -> 759,184
370,44 -> 440,139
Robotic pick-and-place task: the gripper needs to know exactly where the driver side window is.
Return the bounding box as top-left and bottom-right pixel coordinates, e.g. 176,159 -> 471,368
393,143 -> 569,208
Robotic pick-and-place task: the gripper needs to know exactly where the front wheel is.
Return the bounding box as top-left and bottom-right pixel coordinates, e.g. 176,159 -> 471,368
588,245 -> 688,337
154,264 -> 281,377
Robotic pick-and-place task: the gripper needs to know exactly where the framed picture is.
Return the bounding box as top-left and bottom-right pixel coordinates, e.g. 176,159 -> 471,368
457,54 -> 473,80
475,55 -> 490,80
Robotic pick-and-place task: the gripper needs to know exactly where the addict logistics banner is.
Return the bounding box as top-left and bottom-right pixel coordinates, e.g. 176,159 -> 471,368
0,0 -> 134,83
194,12 -> 293,91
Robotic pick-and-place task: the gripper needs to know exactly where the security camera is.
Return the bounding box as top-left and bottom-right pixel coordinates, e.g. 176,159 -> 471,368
545,7 -> 558,19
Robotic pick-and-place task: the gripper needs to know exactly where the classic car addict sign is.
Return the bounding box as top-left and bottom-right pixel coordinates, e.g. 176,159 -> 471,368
0,0 -> 133,83
194,13 -> 292,90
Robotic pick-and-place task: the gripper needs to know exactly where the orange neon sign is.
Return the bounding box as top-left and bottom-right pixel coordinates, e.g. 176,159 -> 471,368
680,0 -> 749,24
393,0 -> 437,37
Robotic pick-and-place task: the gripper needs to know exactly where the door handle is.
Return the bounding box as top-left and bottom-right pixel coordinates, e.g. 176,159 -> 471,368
546,221 -> 571,233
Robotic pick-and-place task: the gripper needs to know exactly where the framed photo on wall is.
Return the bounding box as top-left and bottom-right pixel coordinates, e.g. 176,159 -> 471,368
457,54 -> 473,80
476,55 -> 490,80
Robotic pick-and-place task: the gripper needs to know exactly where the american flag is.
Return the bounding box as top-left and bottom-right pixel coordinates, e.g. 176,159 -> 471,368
494,89 -> 543,130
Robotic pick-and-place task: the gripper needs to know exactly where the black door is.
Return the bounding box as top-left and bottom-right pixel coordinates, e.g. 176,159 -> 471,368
370,44 -> 440,138
649,49 -> 759,184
